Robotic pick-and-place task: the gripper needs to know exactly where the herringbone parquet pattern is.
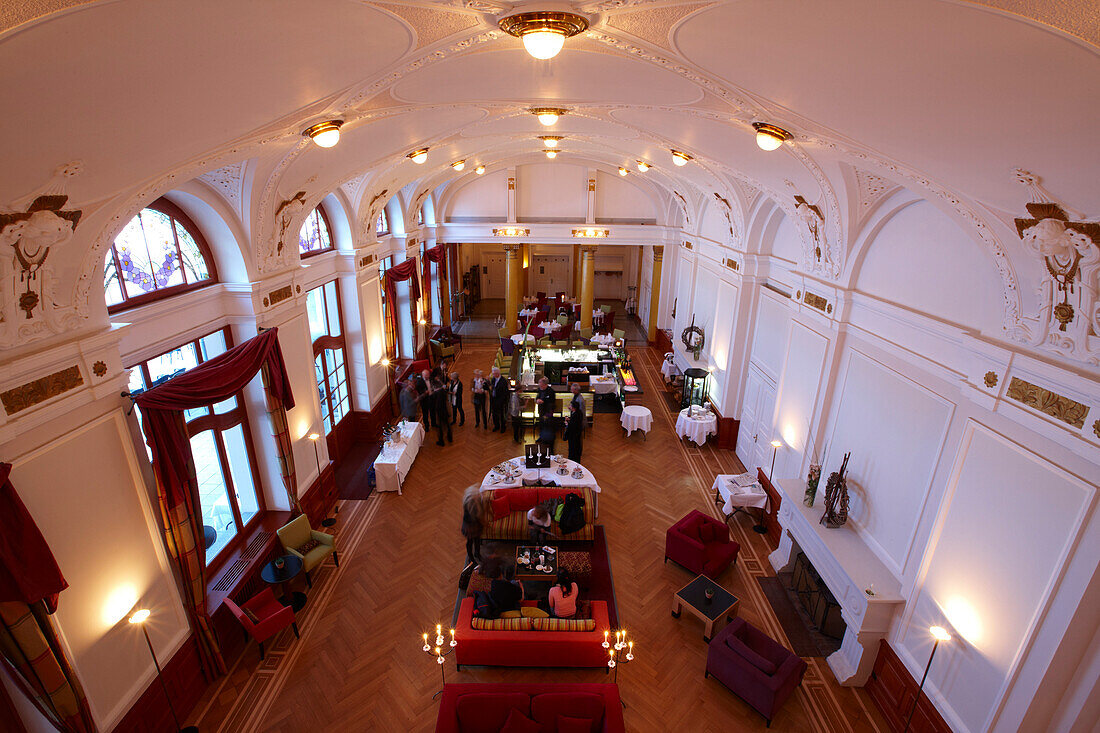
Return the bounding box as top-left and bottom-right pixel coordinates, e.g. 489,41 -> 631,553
190,343 -> 889,733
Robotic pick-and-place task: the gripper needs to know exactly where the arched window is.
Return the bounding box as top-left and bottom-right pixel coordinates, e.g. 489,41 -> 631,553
376,210 -> 389,236
104,199 -> 216,311
416,207 -> 424,227
298,206 -> 333,257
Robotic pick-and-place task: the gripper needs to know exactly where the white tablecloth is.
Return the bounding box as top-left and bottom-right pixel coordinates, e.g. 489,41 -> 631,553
660,359 -> 680,382
590,373 -> 619,394
675,408 -> 717,445
620,405 -> 653,435
590,333 -> 616,347
479,456 -> 601,493
592,310 -> 605,325
511,333 -> 535,345
519,308 -> 538,318
538,321 -> 562,332
712,474 -> 767,515
374,421 -> 425,494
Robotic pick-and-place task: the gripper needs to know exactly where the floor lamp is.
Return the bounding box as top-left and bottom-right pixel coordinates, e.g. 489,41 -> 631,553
754,439 -> 783,534
904,625 -> 952,732
129,609 -> 198,733
308,432 -> 338,528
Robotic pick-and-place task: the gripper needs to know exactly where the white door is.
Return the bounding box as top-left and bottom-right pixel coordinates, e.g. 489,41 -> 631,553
482,254 -> 505,298
531,256 -> 570,295
737,366 -> 777,472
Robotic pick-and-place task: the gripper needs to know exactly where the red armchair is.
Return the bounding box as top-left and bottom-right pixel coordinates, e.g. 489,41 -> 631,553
225,588 -> 299,660
705,617 -> 807,727
665,509 -> 739,577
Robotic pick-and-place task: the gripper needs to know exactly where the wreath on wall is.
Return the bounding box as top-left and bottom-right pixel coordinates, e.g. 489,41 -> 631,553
681,315 -> 705,360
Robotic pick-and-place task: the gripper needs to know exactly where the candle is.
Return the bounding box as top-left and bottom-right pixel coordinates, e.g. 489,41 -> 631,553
450,629 -> 457,647
434,646 -> 440,655
603,630 -> 609,648
436,624 -> 442,635
423,633 -> 428,643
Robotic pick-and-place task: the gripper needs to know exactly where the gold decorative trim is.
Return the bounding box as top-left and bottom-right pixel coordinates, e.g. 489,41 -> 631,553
683,241 -> 693,250
499,11 -> 589,41
1093,419 -> 1100,440
2,365 -> 83,415
268,285 -> 293,307
724,258 -> 739,271
1006,376 -> 1087,429
588,178 -> 596,192
572,228 -> 608,238
359,254 -> 376,268
984,371 -> 998,387
803,291 -> 828,313
508,177 -> 516,191
92,361 -> 107,377
652,246 -> 664,261
494,227 -> 529,237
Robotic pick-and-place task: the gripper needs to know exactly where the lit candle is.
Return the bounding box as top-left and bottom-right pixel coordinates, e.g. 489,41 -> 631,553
627,641 -> 634,661
450,629 -> 457,647
434,646 -> 441,656
436,624 -> 442,635
422,632 -> 430,651
603,630 -> 610,648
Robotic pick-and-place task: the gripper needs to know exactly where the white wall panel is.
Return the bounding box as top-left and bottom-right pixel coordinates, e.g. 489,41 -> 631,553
448,170 -> 507,220
749,293 -> 790,382
770,213 -> 802,263
825,350 -> 954,574
773,320 -> 829,480
594,171 -> 655,221
698,200 -> 729,244
516,163 -> 586,220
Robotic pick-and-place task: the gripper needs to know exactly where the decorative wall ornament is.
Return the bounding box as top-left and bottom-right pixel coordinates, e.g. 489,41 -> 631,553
1093,419 -> 1100,440
682,241 -> 693,250
1005,376 -> 1088,429
1,365 -> 83,416
853,167 -> 899,222
273,191 -> 307,257
572,228 -> 609,238
198,162 -> 248,214
92,360 -> 107,377
493,227 -> 528,237
803,291 -> 828,313
984,371 -> 998,387
267,285 -> 294,307
681,314 -> 705,360
724,257 -> 739,272
672,190 -> 691,226
713,193 -> 738,244
820,452 -> 851,529
792,193 -> 826,268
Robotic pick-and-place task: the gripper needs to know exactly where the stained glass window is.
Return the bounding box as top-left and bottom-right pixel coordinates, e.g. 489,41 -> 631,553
298,206 -> 333,257
376,210 -> 389,236
307,281 -> 351,434
104,199 -> 215,310
417,207 -> 424,227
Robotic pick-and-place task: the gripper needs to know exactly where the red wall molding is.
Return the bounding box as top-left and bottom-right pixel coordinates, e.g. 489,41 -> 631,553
866,640 -> 952,733
112,635 -> 206,733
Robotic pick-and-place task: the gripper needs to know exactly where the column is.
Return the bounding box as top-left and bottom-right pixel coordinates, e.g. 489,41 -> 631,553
504,243 -> 523,331
648,246 -> 664,342
439,248 -> 451,327
572,243 -> 581,297
579,244 -> 598,330
586,175 -> 596,224
507,172 -> 517,223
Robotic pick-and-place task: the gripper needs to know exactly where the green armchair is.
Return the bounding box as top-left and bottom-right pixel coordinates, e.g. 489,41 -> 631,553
277,515 -> 338,588
429,338 -> 456,365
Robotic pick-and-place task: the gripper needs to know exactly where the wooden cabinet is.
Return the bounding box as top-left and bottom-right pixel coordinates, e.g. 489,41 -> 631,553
867,640 -> 952,733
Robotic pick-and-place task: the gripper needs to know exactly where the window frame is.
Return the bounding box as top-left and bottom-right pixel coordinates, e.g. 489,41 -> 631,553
298,205 -> 335,259
106,198 -> 219,313
308,281 -> 352,434
379,255 -> 395,358
127,327 -> 266,572
376,210 -> 390,236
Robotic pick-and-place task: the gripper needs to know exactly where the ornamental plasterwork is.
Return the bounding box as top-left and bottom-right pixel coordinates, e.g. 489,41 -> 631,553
372,3 -> 480,50
604,3 -> 712,51
853,167 -> 899,223
784,144 -> 843,278
198,162 -> 247,215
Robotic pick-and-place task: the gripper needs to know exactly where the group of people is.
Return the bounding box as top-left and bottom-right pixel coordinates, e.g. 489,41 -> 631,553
397,366 -> 465,446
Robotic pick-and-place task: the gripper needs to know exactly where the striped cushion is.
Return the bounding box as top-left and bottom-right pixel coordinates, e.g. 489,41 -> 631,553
471,617 -> 532,631
532,617 -> 596,632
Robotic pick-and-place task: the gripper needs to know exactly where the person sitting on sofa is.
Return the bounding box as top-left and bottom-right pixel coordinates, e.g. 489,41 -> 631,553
489,563 -> 523,615
527,504 -> 554,543
548,570 -> 579,619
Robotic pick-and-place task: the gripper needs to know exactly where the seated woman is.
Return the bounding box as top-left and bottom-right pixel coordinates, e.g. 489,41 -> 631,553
527,504 -> 553,543
489,563 -> 524,616
548,570 -> 579,619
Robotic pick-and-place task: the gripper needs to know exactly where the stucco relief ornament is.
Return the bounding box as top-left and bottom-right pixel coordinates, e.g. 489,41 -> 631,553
0,196 -> 82,329
272,190 -> 306,256
793,194 -> 825,268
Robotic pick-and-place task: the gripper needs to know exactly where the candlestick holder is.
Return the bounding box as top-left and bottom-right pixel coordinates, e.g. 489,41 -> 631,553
606,628 -> 635,708
420,625 -> 458,699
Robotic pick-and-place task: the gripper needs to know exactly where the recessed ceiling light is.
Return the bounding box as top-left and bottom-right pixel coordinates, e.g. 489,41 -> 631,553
499,12 -> 589,60
544,149 -> 559,159
451,160 -> 466,171
618,167 -> 628,176
538,135 -> 563,147
670,150 -> 692,166
303,120 -> 343,148
531,108 -> 567,126
635,161 -> 650,172
475,165 -> 486,175
752,122 -> 792,151
407,148 -> 429,164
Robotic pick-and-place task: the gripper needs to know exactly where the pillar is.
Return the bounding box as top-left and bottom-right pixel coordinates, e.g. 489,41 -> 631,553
504,243 -> 523,331
572,243 -> 581,297
648,246 -> 663,342
439,248 -> 451,327
579,244 -> 598,330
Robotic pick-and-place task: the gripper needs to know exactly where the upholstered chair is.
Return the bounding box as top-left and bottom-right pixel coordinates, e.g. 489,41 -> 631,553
664,509 -> 739,577
225,588 -> 299,660
705,618 -> 807,727
277,515 -> 338,587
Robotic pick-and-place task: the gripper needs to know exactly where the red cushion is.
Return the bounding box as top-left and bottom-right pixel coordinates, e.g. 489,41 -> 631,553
556,715 -> 594,733
509,488 -> 539,512
698,521 -> 719,544
501,708 -> 541,733
455,692 -> 531,733
531,693 -> 604,730
726,635 -> 778,675
491,495 -> 511,519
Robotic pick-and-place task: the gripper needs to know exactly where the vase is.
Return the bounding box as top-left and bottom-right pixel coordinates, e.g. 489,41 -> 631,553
804,464 -> 821,507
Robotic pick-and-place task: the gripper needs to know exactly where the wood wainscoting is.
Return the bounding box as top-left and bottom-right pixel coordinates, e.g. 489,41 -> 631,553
755,468 -> 783,547
112,635 -> 206,733
299,461 -> 338,527
866,640 -> 952,733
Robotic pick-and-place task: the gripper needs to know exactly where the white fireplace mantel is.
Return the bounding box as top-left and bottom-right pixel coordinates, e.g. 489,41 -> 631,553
768,479 -> 904,686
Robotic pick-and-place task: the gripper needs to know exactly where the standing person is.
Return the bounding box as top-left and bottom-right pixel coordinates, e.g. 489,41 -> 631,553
489,367 -> 509,432
431,372 -> 452,445
565,399 -> 584,462
471,369 -> 488,428
509,385 -> 525,443
548,571 -> 579,619
398,378 -> 419,421
535,376 -> 556,420
569,382 -> 585,417
449,371 -> 465,426
414,369 -> 433,429
460,485 -> 483,565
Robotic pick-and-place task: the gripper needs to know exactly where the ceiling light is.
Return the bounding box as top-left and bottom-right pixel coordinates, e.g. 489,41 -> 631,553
544,149 -> 558,159
303,120 -> 343,148
635,161 -> 650,172
475,165 -> 486,175
531,108 -> 567,126
670,150 -> 692,166
407,148 -> 429,164
499,12 -> 589,60
618,167 -> 628,176
752,122 -> 792,151
451,160 -> 466,171
539,135 -> 563,148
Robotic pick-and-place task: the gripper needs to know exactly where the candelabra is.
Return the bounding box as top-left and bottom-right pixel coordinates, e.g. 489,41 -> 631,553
420,624 -> 458,699
602,628 -> 635,708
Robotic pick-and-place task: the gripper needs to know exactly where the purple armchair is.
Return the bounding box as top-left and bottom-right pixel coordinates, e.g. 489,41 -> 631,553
705,618 -> 807,727
665,509 -> 739,577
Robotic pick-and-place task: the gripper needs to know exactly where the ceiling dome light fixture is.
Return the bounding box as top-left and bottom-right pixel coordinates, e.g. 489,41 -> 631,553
407,148 -> 429,164
618,167 -> 629,176
538,135 -> 563,147
451,160 -> 466,171
531,108 -> 567,126
636,160 -> 650,172
475,165 -> 486,175
752,122 -> 792,151
670,150 -> 692,166
303,120 -> 344,148
499,11 -> 589,60
544,149 -> 559,159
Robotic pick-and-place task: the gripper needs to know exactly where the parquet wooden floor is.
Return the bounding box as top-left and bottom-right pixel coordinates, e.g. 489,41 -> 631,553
190,343 -> 890,733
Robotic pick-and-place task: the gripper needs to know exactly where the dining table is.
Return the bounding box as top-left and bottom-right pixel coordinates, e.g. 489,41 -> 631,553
373,420 -> 425,494
675,406 -> 718,445
479,455 -> 601,515
711,473 -> 768,517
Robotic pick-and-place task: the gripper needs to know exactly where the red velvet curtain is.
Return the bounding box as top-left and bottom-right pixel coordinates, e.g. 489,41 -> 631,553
425,245 -> 447,327
384,258 -> 421,356
134,328 -> 295,679
0,463 -> 96,732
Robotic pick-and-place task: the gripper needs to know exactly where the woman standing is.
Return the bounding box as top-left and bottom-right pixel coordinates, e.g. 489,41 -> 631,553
460,485 -> 484,564
449,371 -> 465,426
471,369 -> 488,428
565,399 -> 584,463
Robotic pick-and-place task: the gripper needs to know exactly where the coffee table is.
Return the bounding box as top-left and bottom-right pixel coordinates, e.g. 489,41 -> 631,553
260,555 -> 307,612
515,545 -> 558,581
672,575 -> 739,641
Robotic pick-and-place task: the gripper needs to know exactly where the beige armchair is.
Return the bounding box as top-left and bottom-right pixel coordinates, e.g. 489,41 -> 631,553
277,515 -> 338,587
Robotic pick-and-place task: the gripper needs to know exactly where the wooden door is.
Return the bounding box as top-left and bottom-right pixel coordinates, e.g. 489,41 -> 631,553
531,255 -> 570,296
482,254 -> 505,299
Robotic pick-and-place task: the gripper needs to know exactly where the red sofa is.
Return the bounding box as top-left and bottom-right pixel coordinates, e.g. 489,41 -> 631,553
454,598 -> 610,669
436,683 -> 625,733
482,486 -> 596,542
665,509 -> 740,577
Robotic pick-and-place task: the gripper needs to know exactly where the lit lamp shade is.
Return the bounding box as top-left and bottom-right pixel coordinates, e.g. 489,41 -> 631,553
522,30 -> 566,60
303,120 -> 343,148
475,165 -> 486,175
544,149 -> 558,159
538,112 -> 559,126
618,167 -> 628,176
756,130 -> 783,151
407,149 -> 429,164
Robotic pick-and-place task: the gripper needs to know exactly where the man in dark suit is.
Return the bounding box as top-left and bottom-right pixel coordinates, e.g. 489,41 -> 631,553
414,369 -> 432,429
489,367 -> 509,432
535,377 -> 556,420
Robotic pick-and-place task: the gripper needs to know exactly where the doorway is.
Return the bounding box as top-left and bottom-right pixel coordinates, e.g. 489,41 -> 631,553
482,254 -> 505,299
531,255 -> 570,296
